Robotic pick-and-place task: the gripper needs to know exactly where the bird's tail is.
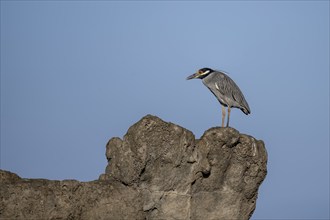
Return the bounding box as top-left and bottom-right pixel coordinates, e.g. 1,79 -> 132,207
242,107 -> 250,115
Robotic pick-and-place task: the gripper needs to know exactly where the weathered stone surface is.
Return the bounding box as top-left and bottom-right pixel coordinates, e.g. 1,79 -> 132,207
0,114 -> 267,220
0,176 -> 143,220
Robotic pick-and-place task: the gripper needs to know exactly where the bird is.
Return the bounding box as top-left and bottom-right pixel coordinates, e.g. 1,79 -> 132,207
186,67 -> 250,127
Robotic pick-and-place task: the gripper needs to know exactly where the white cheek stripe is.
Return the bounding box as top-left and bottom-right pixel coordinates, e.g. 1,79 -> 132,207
215,83 -> 219,90
201,70 -> 210,75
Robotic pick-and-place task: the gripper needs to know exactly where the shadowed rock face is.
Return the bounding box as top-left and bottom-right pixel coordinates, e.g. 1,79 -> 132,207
0,115 -> 267,220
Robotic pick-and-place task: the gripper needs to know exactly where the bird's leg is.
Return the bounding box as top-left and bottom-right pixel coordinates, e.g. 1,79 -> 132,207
226,106 -> 231,127
221,105 -> 226,127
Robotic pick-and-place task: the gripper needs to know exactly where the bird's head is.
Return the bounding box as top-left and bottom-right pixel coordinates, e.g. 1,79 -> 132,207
186,67 -> 214,80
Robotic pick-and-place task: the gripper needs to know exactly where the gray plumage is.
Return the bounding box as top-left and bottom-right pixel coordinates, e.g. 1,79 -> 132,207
186,67 -> 250,127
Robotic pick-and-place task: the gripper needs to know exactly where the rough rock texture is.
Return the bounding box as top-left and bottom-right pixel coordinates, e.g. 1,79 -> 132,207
0,115 -> 267,220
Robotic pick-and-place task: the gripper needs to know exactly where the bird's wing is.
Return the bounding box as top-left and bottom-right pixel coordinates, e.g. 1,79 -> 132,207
214,72 -> 251,113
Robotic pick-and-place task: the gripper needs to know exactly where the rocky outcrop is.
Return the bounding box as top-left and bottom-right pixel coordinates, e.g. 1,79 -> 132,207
0,115 -> 267,220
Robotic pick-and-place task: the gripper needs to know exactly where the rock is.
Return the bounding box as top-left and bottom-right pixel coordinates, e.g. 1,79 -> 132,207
0,169 -> 20,184
0,174 -> 144,220
0,115 -> 267,220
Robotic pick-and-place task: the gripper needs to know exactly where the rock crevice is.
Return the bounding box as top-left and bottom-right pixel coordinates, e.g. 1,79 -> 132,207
0,115 -> 267,220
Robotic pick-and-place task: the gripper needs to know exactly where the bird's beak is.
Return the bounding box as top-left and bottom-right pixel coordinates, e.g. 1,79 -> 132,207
186,72 -> 199,80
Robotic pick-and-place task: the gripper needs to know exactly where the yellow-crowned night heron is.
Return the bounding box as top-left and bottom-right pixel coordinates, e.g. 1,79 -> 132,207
186,67 -> 250,127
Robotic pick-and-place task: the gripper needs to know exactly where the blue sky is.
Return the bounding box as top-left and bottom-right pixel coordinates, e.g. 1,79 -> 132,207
1,1 -> 329,219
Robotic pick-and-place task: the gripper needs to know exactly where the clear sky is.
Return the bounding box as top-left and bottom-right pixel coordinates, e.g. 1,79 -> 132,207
1,1 -> 329,219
